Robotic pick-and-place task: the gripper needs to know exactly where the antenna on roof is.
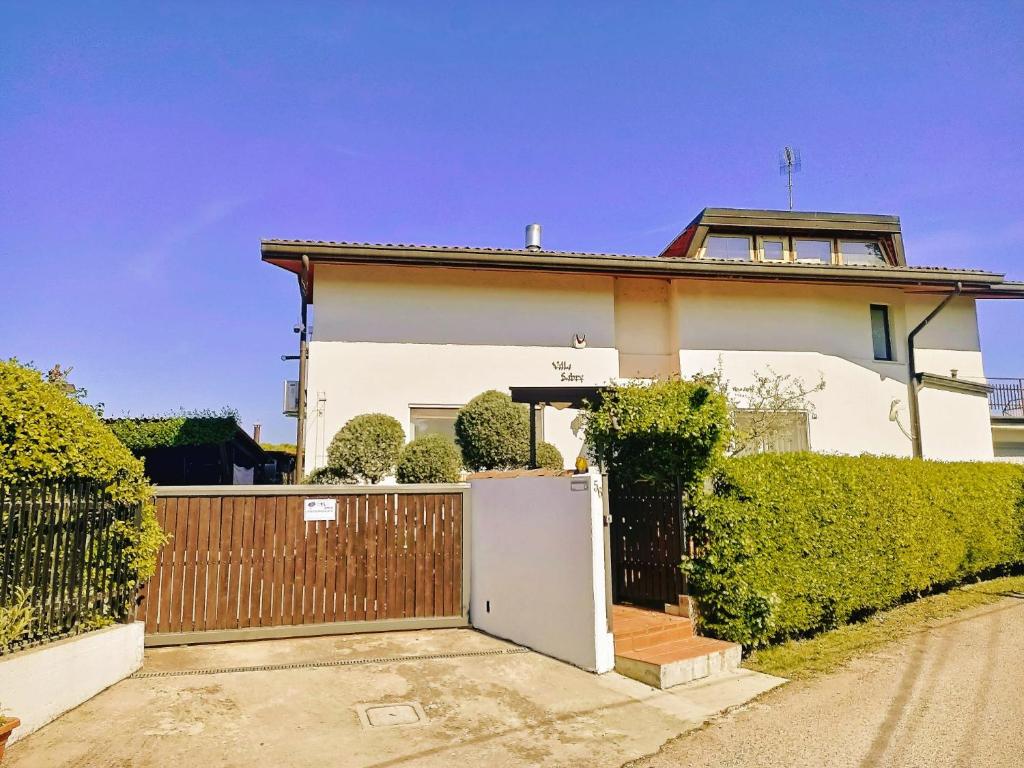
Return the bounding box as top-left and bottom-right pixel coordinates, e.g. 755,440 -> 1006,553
779,146 -> 802,211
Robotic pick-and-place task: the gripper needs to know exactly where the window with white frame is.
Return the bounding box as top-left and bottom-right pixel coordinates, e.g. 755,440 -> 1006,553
703,235 -> 753,261
758,236 -> 788,262
409,406 -> 461,442
840,240 -> 886,266
793,239 -> 833,264
732,410 -> 810,455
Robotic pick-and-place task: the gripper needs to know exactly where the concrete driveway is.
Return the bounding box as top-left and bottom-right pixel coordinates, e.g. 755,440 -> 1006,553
630,593 -> 1024,768
6,628 -> 781,767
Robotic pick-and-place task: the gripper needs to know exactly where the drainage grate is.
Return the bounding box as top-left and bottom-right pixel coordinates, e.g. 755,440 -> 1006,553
132,647 -> 530,678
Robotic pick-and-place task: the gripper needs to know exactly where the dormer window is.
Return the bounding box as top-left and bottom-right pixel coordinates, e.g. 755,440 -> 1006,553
794,239 -> 834,264
840,240 -> 886,266
703,235 -> 752,261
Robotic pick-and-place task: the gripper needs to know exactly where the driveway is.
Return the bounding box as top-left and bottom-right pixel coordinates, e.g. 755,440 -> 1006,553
630,593 -> 1024,768
6,628 -> 781,767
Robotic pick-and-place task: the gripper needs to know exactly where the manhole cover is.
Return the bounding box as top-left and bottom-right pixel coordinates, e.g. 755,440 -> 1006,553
357,702 -> 427,729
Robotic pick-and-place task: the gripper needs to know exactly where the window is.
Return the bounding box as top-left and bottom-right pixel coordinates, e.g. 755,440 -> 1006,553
410,406 -> 461,442
794,239 -> 833,264
759,237 -> 787,262
732,410 -> 809,455
841,240 -> 886,266
870,304 -> 893,361
703,235 -> 752,261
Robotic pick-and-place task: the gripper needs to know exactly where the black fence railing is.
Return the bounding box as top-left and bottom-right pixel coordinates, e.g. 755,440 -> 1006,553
989,378 -> 1024,417
0,480 -> 140,655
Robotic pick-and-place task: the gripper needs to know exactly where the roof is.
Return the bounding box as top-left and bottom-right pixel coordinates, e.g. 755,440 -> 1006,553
261,207 -> 1024,300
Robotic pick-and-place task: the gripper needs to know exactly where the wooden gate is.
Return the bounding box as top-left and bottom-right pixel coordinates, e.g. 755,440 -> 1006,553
608,479 -> 684,607
136,485 -> 468,645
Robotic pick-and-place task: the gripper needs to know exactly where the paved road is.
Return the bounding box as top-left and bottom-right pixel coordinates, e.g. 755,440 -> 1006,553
630,594 -> 1024,768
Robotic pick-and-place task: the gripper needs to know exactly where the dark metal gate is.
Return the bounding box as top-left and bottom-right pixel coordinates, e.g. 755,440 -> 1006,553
609,478 -> 685,607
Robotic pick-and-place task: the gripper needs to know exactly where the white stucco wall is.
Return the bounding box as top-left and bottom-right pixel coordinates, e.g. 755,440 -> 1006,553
917,385 -> 995,460
302,266 -> 994,467
469,475 -> 615,673
0,622 -> 144,744
672,281 -> 991,459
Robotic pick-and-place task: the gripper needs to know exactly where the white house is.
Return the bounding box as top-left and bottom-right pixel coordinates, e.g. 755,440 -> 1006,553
262,208 -> 1024,474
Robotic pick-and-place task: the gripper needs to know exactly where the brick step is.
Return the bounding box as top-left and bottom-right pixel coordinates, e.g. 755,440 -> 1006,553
614,637 -> 742,690
614,622 -> 695,652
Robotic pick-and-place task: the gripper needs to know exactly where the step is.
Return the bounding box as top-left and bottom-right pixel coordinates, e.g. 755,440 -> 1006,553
614,637 -> 742,690
614,622 -> 695,652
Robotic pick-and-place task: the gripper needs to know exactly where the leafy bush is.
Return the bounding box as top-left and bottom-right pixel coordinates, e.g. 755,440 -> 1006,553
396,435 -> 462,484
326,413 -> 405,483
583,377 -> 730,486
536,441 -> 564,471
0,588 -> 33,654
303,466 -> 353,485
107,410 -> 239,451
455,390 -> 531,471
0,360 -> 166,585
689,453 -> 1024,648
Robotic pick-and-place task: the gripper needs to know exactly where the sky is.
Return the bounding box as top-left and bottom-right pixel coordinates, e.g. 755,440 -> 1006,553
2,2 -> 1022,443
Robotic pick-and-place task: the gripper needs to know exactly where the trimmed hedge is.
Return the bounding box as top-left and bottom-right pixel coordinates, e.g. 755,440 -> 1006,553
396,435 -> 462,484
689,453 -> 1024,648
108,411 -> 238,451
536,441 -> 564,471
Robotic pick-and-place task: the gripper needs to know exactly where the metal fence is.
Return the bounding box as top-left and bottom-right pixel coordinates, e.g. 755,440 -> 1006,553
989,378 -> 1024,417
0,480 -> 140,655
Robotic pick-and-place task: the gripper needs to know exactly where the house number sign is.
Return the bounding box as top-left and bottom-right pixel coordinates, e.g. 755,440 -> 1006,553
303,498 -> 337,522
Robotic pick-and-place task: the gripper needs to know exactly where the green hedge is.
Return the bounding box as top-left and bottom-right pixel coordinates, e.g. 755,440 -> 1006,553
107,412 -> 238,451
689,453 -> 1024,648
396,435 -> 462,484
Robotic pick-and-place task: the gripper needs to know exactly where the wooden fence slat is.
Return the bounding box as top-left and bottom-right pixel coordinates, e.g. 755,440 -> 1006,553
323,503 -> 338,623
364,495 -> 378,621
154,499 -> 175,633
374,494 -> 387,620
452,493 -> 463,616
259,499 -> 276,626
292,495 -> 307,625
282,496 -> 299,625
217,498 -> 237,630
238,497 -> 256,628
178,498 -> 201,633
201,498 -> 222,630
333,495 -> 348,622
271,497 -> 286,626
303,511 -> 317,624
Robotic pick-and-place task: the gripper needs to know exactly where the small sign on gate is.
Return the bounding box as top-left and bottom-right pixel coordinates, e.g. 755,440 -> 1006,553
303,498 -> 337,522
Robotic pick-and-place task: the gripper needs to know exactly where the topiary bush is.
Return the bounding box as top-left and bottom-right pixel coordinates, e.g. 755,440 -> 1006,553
689,453 -> 1024,648
0,360 -> 166,586
303,466 -> 353,485
536,441 -> 564,471
396,435 -> 462,484
455,390 -> 530,471
326,413 -> 405,483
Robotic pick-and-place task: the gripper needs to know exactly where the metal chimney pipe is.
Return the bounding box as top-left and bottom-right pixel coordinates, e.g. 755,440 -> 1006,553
525,223 -> 542,251
253,423 -> 262,443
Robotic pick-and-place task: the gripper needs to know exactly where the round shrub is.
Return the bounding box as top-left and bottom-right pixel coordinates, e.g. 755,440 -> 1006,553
536,441 -> 564,471
396,435 -> 462,484
0,359 -> 166,584
303,466 -> 353,485
454,390 -> 530,471
326,413 -> 405,483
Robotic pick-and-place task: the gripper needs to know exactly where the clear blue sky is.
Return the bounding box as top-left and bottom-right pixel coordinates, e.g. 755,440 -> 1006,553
2,2 -> 1021,443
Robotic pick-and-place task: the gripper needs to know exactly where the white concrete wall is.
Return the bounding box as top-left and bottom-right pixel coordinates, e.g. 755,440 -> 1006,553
918,385 -> 995,460
469,475 -> 615,673
303,265 -> 994,467
0,622 -> 144,744
672,281 -> 991,459
993,424 -> 1024,461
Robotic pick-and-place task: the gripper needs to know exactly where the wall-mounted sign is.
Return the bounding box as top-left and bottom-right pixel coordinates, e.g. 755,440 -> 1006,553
303,498 -> 337,522
551,360 -> 584,383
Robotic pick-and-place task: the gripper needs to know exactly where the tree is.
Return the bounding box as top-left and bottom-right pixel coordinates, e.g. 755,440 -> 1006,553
326,413 -> 405,483
454,390 -> 530,471
715,366 -> 825,457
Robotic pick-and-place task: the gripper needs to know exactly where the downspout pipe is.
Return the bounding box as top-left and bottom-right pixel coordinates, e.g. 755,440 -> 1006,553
295,255 -> 311,478
907,281 -> 962,458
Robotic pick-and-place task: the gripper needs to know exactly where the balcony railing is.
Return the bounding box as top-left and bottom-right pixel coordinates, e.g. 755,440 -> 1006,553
989,378 -> 1024,417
